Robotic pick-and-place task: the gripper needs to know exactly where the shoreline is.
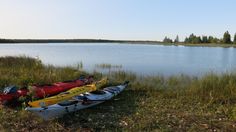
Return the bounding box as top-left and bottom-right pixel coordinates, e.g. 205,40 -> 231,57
0,39 -> 236,48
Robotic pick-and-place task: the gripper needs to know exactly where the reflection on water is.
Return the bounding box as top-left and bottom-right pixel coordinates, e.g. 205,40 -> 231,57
0,43 -> 236,76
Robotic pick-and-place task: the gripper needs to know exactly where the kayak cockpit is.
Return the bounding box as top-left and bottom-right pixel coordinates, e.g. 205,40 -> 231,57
90,90 -> 106,95
58,100 -> 79,106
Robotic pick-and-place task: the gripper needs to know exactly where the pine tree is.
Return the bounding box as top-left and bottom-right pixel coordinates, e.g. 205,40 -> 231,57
163,37 -> 173,43
213,37 -> 219,43
189,33 -> 195,43
184,37 -> 189,43
234,33 -> 236,44
174,35 -> 179,43
192,36 -> 202,44
223,31 -> 231,44
202,36 -> 208,43
208,36 -> 214,43
163,37 -> 168,43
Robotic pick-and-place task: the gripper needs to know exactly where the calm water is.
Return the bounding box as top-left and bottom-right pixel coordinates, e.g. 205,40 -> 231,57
0,43 -> 236,76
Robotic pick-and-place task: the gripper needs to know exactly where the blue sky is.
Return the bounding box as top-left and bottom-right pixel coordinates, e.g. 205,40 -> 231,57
0,0 -> 235,41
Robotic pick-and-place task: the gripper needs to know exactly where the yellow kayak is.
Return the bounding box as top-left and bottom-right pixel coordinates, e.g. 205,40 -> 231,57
28,78 -> 108,108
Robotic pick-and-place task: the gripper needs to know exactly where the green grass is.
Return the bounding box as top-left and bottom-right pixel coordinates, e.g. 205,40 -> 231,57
0,56 -> 236,131
0,56 -> 88,88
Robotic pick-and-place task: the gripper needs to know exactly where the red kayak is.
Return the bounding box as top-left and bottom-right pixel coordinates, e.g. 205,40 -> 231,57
33,76 -> 93,98
0,87 -> 28,105
0,76 -> 94,105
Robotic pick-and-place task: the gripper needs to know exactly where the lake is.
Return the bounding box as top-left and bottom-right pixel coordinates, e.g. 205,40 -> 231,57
0,43 -> 236,76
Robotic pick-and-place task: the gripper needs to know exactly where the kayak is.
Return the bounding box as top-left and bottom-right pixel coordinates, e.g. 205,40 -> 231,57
0,86 -> 28,105
0,76 -> 93,105
27,78 -> 108,108
25,81 -> 129,120
32,76 -> 94,98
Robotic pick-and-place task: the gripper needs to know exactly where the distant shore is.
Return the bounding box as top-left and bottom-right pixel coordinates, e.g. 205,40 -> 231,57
0,39 -> 161,44
0,38 -> 236,48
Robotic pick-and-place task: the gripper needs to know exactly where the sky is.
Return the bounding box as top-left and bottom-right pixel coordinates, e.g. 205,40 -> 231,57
0,0 -> 236,41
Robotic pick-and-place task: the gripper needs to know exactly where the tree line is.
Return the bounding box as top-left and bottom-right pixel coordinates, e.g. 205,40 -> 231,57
163,31 -> 236,44
0,39 -> 15,43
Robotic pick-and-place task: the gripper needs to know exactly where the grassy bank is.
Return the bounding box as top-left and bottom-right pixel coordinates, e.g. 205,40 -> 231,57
0,56 -> 236,131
